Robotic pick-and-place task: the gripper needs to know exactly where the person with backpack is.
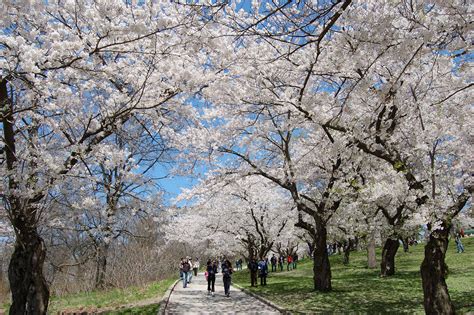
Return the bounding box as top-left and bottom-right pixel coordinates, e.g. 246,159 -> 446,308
248,258 -> 259,287
181,258 -> 191,288
206,259 -> 217,296
258,257 -> 268,286
222,259 -> 233,297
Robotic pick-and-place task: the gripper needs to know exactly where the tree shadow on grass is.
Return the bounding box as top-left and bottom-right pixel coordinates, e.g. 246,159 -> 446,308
451,290 -> 474,313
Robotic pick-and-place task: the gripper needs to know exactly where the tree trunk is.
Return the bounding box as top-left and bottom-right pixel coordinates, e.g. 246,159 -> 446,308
342,239 -> 353,265
312,221 -> 331,291
2,79 -> 50,314
420,223 -> 454,314
95,243 -> 109,289
380,238 -> 399,277
8,222 -> 49,314
367,233 -> 377,269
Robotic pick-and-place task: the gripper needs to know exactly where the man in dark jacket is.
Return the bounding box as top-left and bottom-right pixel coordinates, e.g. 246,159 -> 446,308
181,258 -> 191,288
222,259 -> 233,297
248,258 -> 258,287
270,254 -> 277,272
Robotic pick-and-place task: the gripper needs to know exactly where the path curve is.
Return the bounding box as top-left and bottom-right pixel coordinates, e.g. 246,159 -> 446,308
164,272 -> 281,314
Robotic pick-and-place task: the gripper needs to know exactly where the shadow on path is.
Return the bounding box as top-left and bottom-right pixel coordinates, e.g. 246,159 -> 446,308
165,273 -> 280,314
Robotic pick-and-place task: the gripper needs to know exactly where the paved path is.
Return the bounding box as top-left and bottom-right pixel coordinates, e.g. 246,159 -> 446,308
164,273 -> 281,314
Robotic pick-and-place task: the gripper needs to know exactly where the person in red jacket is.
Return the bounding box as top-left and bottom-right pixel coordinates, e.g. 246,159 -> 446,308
287,255 -> 293,271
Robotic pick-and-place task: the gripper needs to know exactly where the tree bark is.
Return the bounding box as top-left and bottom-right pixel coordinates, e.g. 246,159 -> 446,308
367,233 -> 377,269
95,243 -> 109,289
8,214 -> 49,315
312,221 -> 331,291
380,238 -> 399,277
2,79 -> 49,314
420,223 -> 454,314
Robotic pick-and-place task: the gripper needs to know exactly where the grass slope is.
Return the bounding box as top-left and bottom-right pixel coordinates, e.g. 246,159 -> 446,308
233,238 -> 474,314
47,278 -> 175,314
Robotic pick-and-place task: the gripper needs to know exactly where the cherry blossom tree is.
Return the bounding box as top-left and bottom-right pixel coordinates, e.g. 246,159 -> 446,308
185,0 -> 471,311
167,176 -> 296,264
0,1 -> 213,313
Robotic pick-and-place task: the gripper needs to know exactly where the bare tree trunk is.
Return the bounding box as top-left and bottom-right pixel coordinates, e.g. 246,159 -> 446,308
420,223 -> 454,314
95,243 -> 109,289
313,221 -> 331,291
8,211 -> 49,315
367,233 -> 377,269
380,238 -> 399,277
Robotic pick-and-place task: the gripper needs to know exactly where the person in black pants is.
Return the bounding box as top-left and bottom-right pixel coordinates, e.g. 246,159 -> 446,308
270,254 -> 277,272
222,259 -> 233,297
248,258 -> 259,287
258,257 -> 268,286
206,260 -> 217,296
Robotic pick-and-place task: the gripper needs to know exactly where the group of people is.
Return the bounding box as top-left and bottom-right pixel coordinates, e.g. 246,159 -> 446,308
179,257 -> 234,297
247,253 -> 299,287
234,258 -> 244,270
205,258 -> 233,297
179,253 -> 301,293
179,257 -> 200,288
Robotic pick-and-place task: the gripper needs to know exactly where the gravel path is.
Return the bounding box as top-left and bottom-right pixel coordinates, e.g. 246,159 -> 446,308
164,272 -> 281,315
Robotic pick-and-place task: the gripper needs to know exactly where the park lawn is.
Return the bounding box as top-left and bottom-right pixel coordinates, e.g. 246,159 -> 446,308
46,277 -> 176,314
233,238 -> 474,314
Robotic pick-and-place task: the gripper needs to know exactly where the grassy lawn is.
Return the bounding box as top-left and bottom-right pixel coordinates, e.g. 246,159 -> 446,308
233,238 -> 474,314
46,277 -> 176,314
107,303 -> 160,315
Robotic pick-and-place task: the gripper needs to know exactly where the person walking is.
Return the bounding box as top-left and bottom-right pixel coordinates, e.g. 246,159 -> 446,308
293,253 -> 298,269
179,257 -> 184,280
287,254 -> 293,271
193,258 -> 200,277
206,259 -> 217,296
188,257 -> 193,283
270,254 -> 277,272
455,233 -> 465,253
222,259 -> 233,297
248,258 -> 259,287
181,258 -> 191,288
278,255 -> 284,272
258,257 -> 268,286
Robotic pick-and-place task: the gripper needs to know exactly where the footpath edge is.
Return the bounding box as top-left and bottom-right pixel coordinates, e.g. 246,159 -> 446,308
157,278 -> 180,315
232,282 -> 289,314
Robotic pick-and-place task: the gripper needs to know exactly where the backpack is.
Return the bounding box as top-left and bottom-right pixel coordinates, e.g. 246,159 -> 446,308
222,265 -> 231,279
182,262 -> 190,272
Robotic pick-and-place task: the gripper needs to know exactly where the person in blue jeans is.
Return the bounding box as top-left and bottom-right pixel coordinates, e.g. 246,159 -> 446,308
181,258 -> 191,288
455,233 -> 465,253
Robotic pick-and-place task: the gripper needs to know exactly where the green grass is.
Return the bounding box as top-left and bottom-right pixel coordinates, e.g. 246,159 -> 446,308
47,278 -> 175,314
233,238 -> 474,314
106,303 -> 160,315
